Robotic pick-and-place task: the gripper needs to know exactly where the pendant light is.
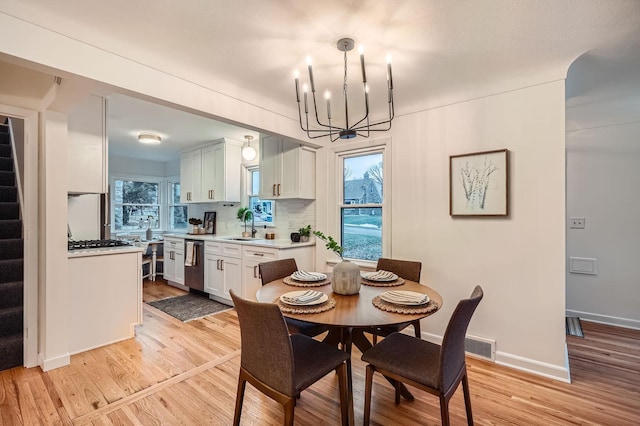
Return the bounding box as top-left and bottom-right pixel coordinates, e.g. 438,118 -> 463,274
242,135 -> 257,161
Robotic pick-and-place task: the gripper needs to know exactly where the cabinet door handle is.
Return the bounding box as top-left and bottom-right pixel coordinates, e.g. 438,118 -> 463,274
277,184 -> 281,196
253,265 -> 258,278
272,184 -> 276,196
220,259 -> 224,271
211,189 -> 215,199
187,191 -> 191,201
254,253 -> 264,257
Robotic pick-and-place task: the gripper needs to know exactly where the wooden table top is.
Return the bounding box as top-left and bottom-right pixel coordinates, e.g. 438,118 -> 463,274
256,277 -> 443,328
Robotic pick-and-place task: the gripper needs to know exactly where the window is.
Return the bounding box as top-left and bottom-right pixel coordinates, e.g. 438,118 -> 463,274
247,167 -> 275,224
340,151 -> 384,261
112,178 -> 161,231
169,180 -> 188,231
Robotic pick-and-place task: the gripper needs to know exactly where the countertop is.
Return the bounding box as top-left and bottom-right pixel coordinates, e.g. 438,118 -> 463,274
68,245 -> 144,259
163,233 -> 316,250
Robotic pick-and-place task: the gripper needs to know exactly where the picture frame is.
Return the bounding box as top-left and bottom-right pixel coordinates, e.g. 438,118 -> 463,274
449,149 -> 509,216
203,211 -> 216,234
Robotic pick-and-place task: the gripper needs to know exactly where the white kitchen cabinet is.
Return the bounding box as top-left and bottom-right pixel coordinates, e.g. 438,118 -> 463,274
163,237 -> 185,285
204,242 -> 242,303
241,244 -> 315,301
68,94 -> 107,194
180,139 -> 242,203
259,135 -> 315,200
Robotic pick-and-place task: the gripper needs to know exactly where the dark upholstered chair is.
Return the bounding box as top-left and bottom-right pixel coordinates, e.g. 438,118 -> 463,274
230,291 -> 351,426
259,258 -> 328,338
369,257 -> 423,344
362,286 -> 484,426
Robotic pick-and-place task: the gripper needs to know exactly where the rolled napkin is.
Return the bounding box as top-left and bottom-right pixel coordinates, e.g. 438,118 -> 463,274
362,270 -> 398,281
292,270 -> 327,281
281,290 -> 324,304
381,290 -> 429,304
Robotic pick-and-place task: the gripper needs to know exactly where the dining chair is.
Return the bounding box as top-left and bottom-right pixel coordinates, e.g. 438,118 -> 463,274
369,257 -> 423,344
259,258 -> 329,338
230,291 -> 351,426
362,285 -> 484,426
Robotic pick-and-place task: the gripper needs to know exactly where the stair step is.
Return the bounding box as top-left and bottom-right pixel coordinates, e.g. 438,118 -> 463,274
0,171 -> 14,187
0,186 -> 16,203
0,281 -> 23,309
0,239 -> 22,259
0,259 -> 23,283
0,220 -> 22,239
0,202 -> 19,220
0,132 -> 9,145
0,333 -> 23,371
0,306 -> 23,337
0,144 -> 11,158
0,158 -> 12,172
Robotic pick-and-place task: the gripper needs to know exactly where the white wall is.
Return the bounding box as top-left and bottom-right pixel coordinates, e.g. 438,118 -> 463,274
108,154 -> 172,177
390,80 -> 567,380
566,122 -> 640,329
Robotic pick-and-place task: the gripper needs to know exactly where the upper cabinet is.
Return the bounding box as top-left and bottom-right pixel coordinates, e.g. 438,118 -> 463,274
180,138 -> 242,203
68,95 -> 107,193
259,135 -> 315,200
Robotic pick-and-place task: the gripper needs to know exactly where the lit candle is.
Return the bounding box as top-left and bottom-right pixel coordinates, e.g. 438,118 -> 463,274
306,56 -> 316,93
359,45 -> 367,83
294,70 -> 300,102
386,54 -> 393,90
324,90 -> 331,119
303,84 -> 309,113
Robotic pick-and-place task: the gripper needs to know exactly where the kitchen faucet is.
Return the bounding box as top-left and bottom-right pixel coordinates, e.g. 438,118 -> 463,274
242,209 -> 257,238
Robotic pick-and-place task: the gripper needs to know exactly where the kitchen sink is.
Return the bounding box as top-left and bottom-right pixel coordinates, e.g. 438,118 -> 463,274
223,237 -> 266,241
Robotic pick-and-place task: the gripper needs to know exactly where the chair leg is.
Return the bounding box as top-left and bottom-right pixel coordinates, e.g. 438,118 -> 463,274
336,363 -> 351,426
439,395 -> 451,426
462,372 -> 474,425
283,398 -> 295,426
363,365 -> 375,426
413,320 -> 421,339
372,333 -> 378,345
233,373 -> 247,426
394,379 -> 401,405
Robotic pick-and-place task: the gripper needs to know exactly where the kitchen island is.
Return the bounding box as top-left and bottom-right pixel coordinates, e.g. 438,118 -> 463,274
68,245 -> 143,354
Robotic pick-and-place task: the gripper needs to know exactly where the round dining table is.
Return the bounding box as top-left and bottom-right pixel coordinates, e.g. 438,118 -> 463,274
256,275 -> 443,401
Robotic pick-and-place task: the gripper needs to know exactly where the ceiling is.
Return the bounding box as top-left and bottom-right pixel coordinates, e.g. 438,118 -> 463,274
3,0 -> 640,161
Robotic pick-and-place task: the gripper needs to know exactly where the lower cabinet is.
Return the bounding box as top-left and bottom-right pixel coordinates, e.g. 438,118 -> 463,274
163,237 -> 185,285
204,242 -> 242,303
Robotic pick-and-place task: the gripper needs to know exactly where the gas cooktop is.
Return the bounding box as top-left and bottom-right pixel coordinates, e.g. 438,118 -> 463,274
67,239 -> 131,251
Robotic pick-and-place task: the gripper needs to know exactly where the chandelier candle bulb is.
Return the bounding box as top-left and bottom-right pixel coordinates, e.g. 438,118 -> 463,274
306,56 -> 316,92
303,84 -> 309,113
325,91 -> 331,119
359,45 -> 367,83
386,54 -> 394,90
294,71 -> 300,102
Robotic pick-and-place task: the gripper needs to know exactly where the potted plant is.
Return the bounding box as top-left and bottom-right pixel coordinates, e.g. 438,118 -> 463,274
313,230 -> 360,295
188,217 -> 202,234
237,207 -> 253,237
298,225 -> 312,242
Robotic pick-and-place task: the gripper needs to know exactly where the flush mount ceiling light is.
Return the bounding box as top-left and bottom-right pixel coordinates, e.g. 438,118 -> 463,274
242,135 -> 257,160
294,37 -> 394,142
138,132 -> 162,145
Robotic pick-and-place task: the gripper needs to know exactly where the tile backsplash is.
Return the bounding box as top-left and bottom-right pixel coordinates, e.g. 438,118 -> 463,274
188,199 -> 315,240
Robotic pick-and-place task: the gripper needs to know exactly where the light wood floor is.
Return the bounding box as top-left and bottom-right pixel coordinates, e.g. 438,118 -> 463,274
1,280 -> 639,425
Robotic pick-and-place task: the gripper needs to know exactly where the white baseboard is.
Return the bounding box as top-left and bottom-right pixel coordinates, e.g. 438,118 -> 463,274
565,309 -> 640,331
421,331 -> 570,383
40,352 -> 70,371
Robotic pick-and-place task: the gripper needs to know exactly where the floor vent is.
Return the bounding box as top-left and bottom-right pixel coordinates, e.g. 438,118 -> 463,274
465,335 -> 495,361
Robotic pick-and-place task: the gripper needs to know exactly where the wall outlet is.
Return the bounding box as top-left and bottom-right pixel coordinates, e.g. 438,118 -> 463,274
569,217 -> 585,229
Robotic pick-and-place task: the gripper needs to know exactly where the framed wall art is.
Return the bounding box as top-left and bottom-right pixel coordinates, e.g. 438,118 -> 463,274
449,149 -> 509,216
203,211 -> 216,234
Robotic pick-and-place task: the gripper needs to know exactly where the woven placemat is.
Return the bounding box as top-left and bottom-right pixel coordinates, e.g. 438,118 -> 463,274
274,297 -> 336,314
283,276 -> 331,287
372,296 -> 440,314
361,277 -> 405,287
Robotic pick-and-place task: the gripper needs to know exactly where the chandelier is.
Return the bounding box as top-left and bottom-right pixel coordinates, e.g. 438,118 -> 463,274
294,37 -> 394,142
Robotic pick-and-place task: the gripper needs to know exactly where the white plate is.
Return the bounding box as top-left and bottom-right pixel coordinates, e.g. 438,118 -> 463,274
361,270 -> 399,282
380,290 -> 430,306
291,271 -> 328,282
280,290 -> 328,306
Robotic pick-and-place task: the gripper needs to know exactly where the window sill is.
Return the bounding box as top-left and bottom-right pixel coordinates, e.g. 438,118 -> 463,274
325,258 -> 377,271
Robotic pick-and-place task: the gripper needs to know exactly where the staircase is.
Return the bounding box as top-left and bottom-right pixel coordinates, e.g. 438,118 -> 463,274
0,121 -> 24,371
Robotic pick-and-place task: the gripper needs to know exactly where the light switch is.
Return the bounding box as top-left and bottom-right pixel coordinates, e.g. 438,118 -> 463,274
569,257 -> 597,275
569,217 -> 585,229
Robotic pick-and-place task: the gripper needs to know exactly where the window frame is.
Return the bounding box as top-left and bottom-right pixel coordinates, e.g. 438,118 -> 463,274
330,138 -> 391,266
167,176 -> 188,232
245,165 -> 275,227
110,174 -> 186,235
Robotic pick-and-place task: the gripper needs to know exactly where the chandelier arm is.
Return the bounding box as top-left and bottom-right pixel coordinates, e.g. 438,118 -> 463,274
310,92 -> 343,131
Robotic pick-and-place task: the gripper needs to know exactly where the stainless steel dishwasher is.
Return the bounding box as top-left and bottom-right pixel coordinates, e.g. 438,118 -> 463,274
184,240 -> 205,291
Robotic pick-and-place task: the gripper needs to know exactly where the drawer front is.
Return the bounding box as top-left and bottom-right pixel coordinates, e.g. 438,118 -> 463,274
243,246 -> 279,262
205,241 -> 222,255
221,243 -> 242,258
